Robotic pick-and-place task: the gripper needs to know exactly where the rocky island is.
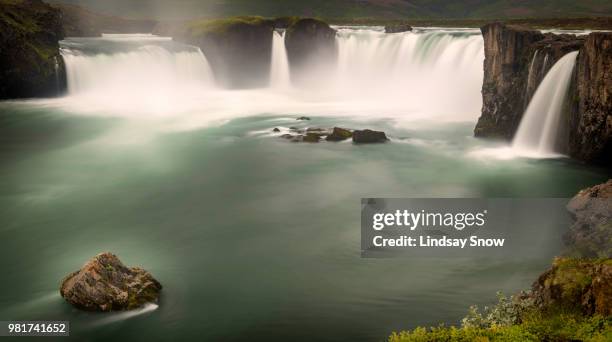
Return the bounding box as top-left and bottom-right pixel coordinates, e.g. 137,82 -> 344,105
60,252 -> 162,311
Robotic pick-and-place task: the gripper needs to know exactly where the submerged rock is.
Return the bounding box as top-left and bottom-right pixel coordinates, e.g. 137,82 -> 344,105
564,179 -> 612,258
60,252 -> 162,311
385,24 -> 412,33
272,127 -> 281,132
531,258 -> 612,316
326,127 -> 353,141
353,129 -> 388,143
297,116 -> 311,121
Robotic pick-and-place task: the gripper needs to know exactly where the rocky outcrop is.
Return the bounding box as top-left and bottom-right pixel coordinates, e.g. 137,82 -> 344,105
474,23 -> 586,140
564,179 -> 612,258
474,23 -> 610,164
0,0 -> 66,99
60,252 -> 162,311
568,33 -> 612,164
276,126 -> 387,144
155,17 -> 275,88
353,129 -> 388,143
285,18 -> 337,85
385,24 -> 412,33
326,127 -> 353,141
531,258 -> 612,316
54,4 -> 157,37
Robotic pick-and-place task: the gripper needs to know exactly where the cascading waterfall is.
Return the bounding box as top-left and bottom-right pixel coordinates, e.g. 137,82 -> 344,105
57,30 -> 484,123
60,34 -> 215,114
269,30 -> 290,89
328,28 -> 485,119
512,51 -> 579,156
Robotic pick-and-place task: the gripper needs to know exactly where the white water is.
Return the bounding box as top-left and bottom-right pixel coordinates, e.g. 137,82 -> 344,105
269,30 -> 291,89
53,30 -> 484,130
512,51 -> 579,157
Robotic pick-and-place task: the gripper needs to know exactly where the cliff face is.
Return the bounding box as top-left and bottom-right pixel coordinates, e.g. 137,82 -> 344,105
568,33 -> 612,164
0,0 -> 66,99
474,23 -> 544,139
474,23 -> 585,140
285,18 -> 337,86
156,17 -> 275,89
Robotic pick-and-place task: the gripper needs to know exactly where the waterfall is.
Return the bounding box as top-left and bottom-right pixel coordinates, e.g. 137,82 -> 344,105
60,34 -> 215,114
270,30 -> 290,89
54,30 -> 484,123
512,51 -> 579,156
327,28 -> 485,120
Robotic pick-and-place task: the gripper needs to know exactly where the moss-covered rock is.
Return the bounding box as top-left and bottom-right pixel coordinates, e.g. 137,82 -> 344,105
532,258 -> 612,316
0,0 -> 66,99
156,16 -> 274,89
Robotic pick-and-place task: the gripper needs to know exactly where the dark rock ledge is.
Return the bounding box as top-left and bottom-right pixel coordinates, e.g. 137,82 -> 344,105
274,126 -> 388,144
60,252 -> 162,311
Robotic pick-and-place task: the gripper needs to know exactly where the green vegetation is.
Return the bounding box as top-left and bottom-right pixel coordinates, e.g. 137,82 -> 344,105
390,298 -> 612,341
390,258 -> 612,342
390,315 -> 611,341
187,16 -> 272,36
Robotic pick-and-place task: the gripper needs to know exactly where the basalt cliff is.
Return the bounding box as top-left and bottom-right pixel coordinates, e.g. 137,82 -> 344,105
474,23 -> 610,164
0,0 -> 66,99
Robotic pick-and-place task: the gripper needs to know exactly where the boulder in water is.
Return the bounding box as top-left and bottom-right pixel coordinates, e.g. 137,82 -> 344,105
60,252 -> 162,311
326,127 -> 353,141
353,129 -> 388,143
297,116 -> 311,121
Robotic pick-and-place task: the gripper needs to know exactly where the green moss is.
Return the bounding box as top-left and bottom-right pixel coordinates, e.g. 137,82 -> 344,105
188,16 -> 272,37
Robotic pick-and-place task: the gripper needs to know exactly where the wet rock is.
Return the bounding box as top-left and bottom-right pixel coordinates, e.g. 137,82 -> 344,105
303,133 -> 321,143
564,179 -> 612,258
531,258 -> 612,316
60,252 -> 162,311
272,127 -> 281,132
385,24 -> 412,33
280,134 -> 294,139
297,116 -> 311,121
326,127 -> 353,141
353,129 -> 388,143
